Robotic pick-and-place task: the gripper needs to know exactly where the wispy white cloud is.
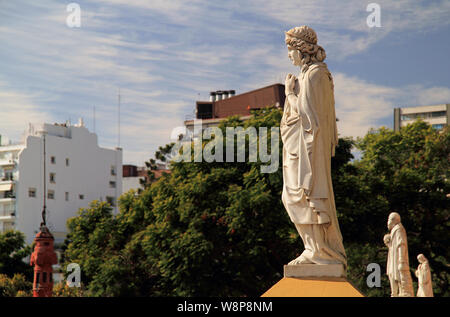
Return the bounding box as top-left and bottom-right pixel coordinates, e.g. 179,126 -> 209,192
406,86 -> 450,107
245,0 -> 450,58
333,73 -> 450,138
0,82 -> 55,143
333,73 -> 398,137
0,0 -> 448,165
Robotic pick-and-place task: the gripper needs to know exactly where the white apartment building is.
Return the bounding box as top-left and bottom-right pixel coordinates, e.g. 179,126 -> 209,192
0,120 -> 122,245
394,103 -> 450,132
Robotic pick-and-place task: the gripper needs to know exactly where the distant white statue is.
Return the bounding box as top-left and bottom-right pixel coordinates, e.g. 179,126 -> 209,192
280,25 -> 346,268
385,212 -> 414,297
415,254 -> 434,297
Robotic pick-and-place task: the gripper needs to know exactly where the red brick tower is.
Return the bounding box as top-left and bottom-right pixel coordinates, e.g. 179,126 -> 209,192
30,226 -> 58,297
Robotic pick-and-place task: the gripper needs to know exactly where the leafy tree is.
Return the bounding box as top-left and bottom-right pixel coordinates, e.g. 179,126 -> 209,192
62,112 -> 448,297
62,201 -> 117,293
354,121 -> 450,296
52,282 -> 85,297
0,273 -> 32,297
62,109 -> 355,296
63,198 -> 161,296
140,143 -> 174,189
0,230 -> 32,278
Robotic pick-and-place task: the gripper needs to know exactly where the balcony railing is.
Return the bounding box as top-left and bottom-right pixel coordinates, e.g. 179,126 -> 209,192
0,192 -> 15,200
0,159 -> 15,167
0,207 -> 15,218
0,175 -> 14,181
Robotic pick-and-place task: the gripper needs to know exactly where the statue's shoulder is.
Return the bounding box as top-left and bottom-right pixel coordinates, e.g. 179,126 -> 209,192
306,63 -> 328,80
305,63 -> 331,89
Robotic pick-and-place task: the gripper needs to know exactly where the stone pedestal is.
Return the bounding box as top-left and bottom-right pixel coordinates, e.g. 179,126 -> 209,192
261,277 -> 364,297
284,264 -> 346,278
261,264 -> 363,297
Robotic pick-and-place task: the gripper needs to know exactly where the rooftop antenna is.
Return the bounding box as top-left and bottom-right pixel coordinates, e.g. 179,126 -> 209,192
92,106 -> 95,133
118,89 -> 121,147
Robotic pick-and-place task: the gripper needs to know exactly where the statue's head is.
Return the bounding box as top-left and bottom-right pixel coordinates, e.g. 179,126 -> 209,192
285,25 -> 326,67
417,254 -> 427,263
387,212 -> 401,230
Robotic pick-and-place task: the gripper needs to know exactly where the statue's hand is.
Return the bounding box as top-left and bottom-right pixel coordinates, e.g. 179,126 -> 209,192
285,73 -> 297,95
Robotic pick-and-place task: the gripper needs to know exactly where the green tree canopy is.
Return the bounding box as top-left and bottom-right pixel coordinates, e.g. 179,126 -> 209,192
62,112 -> 449,297
354,121 -> 449,296
0,230 -> 32,278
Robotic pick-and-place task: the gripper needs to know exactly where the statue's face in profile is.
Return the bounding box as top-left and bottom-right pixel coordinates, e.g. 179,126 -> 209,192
387,213 -> 397,230
287,47 -> 302,66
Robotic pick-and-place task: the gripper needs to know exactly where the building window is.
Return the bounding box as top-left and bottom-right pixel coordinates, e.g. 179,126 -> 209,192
48,190 -> 55,200
50,156 -> 56,164
432,124 -> 445,130
431,111 -> 446,118
111,166 -> 116,176
66,158 -> 70,166
29,188 -> 36,198
106,196 -> 115,207
79,194 -> 84,200
109,181 -> 116,188
49,173 -> 56,183
65,192 -> 69,201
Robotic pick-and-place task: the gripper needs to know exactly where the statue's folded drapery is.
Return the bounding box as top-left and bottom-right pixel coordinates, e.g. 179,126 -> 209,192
416,259 -> 433,297
281,62 -> 346,266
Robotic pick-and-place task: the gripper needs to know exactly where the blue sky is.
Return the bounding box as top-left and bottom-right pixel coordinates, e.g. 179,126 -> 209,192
1,0 -> 449,165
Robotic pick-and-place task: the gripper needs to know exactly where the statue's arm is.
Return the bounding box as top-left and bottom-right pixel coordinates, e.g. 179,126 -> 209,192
286,93 -> 298,109
396,238 -> 409,271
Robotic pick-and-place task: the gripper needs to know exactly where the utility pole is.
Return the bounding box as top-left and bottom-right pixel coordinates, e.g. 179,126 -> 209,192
30,131 -> 57,297
41,133 -> 47,226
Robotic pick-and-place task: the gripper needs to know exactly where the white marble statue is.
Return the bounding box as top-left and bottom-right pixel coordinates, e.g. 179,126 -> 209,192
415,254 -> 434,297
385,212 -> 414,297
280,26 -> 346,268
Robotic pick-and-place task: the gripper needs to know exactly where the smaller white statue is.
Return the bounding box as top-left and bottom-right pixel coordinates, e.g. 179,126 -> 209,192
385,212 -> 414,297
415,254 -> 434,297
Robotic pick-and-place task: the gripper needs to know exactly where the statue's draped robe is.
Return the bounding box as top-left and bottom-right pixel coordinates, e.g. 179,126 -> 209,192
280,62 -> 346,266
387,223 -> 414,296
416,262 -> 433,297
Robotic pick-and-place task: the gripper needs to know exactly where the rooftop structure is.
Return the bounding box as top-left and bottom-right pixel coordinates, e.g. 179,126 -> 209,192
394,104 -> 449,132
184,84 -> 285,138
0,120 -> 122,244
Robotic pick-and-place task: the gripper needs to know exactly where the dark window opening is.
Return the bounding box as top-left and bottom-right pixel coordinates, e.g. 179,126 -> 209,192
43,272 -> 47,283
196,103 -> 213,119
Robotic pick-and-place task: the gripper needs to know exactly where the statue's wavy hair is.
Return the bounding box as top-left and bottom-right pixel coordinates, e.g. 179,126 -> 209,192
285,26 -> 326,66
